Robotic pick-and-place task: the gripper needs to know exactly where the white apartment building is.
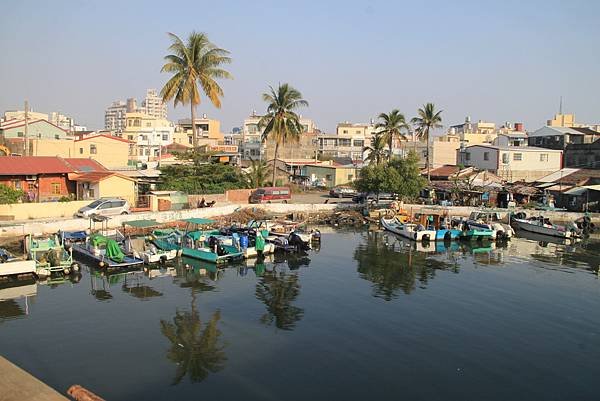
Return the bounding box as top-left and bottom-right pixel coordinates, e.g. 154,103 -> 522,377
141,89 -> 168,119
318,121 -> 376,161
104,101 -> 128,132
123,112 -> 174,162
457,144 -> 562,182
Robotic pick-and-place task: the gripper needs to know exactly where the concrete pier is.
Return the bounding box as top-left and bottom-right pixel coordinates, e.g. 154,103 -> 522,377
0,356 -> 68,401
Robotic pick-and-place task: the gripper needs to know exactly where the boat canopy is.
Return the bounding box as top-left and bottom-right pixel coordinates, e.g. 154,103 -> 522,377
90,234 -> 125,262
180,218 -> 215,225
122,219 -> 160,228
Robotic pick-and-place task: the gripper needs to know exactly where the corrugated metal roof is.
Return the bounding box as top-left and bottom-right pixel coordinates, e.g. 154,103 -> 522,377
536,168 -> 579,183
0,156 -> 72,175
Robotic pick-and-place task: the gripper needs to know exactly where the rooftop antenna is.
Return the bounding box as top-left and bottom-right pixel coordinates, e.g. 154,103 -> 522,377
559,96 -> 563,114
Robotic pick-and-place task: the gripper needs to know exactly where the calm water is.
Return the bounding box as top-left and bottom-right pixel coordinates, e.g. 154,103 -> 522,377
1,230 -> 600,401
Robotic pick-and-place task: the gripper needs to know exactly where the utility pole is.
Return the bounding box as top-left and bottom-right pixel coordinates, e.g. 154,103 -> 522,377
24,100 -> 29,156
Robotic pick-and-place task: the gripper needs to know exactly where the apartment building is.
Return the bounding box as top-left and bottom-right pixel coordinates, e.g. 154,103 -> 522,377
122,112 -> 174,162
446,116 -> 497,145
174,115 -> 224,147
141,89 -> 168,119
104,101 -> 128,131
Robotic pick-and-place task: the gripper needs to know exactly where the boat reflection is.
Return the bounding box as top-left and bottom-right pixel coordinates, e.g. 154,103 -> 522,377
0,279 -> 36,321
89,267 -> 144,301
255,267 -> 304,330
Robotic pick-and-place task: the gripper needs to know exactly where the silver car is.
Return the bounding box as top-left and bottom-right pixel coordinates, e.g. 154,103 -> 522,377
76,198 -> 130,218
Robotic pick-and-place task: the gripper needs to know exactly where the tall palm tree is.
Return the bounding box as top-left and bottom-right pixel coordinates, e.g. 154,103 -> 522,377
411,103 -> 443,182
258,83 -> 308,186
363,133 -> 387,166
160,32 -> 232,148
375,109 -> 410,161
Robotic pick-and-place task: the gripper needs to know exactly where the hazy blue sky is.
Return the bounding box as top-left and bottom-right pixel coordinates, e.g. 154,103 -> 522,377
1,0 -> 599,133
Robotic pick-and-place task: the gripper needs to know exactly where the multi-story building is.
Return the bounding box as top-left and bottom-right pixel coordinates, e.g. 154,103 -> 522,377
3,110 -> 49,122
547,113 -> 600,132
104,101 -> 128,132
238,112 -> 317,160
173,115 -> 224,148
565,139 -> 600,169
141,89 -> 167,119
457,144 -> 562,182
122,112 -> 174,162
528,126 -> 600,150
447,117 -> 497,145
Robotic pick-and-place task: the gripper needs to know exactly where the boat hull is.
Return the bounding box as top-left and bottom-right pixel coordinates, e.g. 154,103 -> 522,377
181,246 -> 244,264
381,218 -> 436,241
435,229 -> 462,241
72,244 -> 144,268
512,219 -> 572,239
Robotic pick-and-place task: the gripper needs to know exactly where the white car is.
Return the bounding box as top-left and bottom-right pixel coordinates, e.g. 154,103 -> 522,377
76,198 -> 130,218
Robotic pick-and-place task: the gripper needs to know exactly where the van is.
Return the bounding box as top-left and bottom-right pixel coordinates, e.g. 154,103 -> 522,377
76,198 -> 130,218
249,187 -> 291,204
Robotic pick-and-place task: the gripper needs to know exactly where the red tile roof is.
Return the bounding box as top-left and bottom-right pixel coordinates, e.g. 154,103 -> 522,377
0,156 -> 108,176
74,134 -> 133,144
63,158 -> 107,172
428,165 -> 460,178
70,171 -> 135,183
0,156 -> 73,175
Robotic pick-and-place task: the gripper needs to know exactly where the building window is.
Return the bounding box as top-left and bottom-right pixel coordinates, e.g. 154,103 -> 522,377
12,180 -> 21,189
55,134 -> 60,139
465,152 -> 471,161
90,144 -> 97,154
326,174 -> 333,181
146,122 -> 151,127
27,182 -> 35,191
342,130 -> 348,134
347,174 -> 353,180
355,130 -> 360,134
51,183 -> 61,195
483,152 -> 489,161
513,153 -> 522,161
339,139 -> 351,147
128,135 -> 134,140
162,134 -> 169,141
502,153 -> 509,164
540,153 -> 548,162
353,140 -> 364,147
128,120 -> 133,127
188,135 -> 193,145
79,147 -> 83,154
141,135 -> 147,141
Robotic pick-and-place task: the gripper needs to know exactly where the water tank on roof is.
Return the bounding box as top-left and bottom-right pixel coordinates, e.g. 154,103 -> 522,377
465,116 -> 471,123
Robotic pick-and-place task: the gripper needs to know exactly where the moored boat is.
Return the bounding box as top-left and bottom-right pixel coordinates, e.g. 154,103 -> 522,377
0,248 -> 36,278
510,213 -> 579,239
380,217 -> 436,241
462,210 -> 514,240
72,234 -> 144,269
25,234 -> 80,277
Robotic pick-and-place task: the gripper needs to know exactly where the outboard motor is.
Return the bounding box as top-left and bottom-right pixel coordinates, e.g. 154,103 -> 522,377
289,232 -> 310,251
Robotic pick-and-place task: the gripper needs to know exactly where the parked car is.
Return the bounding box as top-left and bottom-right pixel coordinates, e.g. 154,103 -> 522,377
329,187 -> 357,198
249,187 -> 292,204
76,198 -> 130,218
352,192 -> 398,203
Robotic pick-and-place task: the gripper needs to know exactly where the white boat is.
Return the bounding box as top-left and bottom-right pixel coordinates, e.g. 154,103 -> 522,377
465,211 -> 514,240
124,237 -> 179,264
0,248 -> 36,277
511,215 -> 578,239
380,217 -> 436,241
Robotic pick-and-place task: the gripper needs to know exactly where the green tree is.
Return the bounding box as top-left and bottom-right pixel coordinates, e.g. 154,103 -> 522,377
363,132 -> 387,166
375,109 -> 410,161
411,103 -> 443,182
244,157 -> 270,188
258,83 -> 308,186
0,184 -> 24,204
354,164 -> 391,202
158,161 -> 247,194
388,151 -> 427,201
160,32 -> 232,148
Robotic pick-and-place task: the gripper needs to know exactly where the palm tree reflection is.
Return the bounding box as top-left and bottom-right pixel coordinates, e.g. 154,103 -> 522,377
255,268 -> 304,330
354,231 -> 453,300
160,308 -> 226,385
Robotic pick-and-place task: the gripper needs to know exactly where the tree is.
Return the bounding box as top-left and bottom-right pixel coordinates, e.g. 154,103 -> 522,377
0,184 -> 23,204
258,83 -> 308,186
388,151 -> 427,201
363,132 -> 387,166
244,157 -> 270,188
158,158 -> 247,194
375,109 -> 410,161
161,32 -> 232,148
411,103 -> 443,182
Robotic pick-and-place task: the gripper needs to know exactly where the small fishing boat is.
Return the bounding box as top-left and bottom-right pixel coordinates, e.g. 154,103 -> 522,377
462,210 -> 514,240
414,210 -> 462,241
458,223 -> 495,240
380,217 -> 436,241
121,220 -> 179,264
24,234 -> 79,277
0,248 -> 36,278
72,234 -> 144,269
510,213 -> 578,239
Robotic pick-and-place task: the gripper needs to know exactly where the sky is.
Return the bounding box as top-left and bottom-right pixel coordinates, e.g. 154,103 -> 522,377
1,0 -> 599,134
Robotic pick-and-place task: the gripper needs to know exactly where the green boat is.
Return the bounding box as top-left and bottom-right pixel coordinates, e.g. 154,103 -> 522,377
24,234 -> 79,277
153,218 -> 243,264
459,228 -> 494,240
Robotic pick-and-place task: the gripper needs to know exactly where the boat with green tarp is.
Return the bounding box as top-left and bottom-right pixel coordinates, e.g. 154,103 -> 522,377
121,219 -> 178,264
72,233 -> 144,268
25,234 -> 79,277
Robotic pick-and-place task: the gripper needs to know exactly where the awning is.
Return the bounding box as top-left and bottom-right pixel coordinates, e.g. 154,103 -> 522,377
122,219 -> 159,228
180,218 -> 215,225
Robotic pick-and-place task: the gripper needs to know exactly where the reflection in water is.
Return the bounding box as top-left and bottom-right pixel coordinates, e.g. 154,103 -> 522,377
160,308 -> 226,384
273,251 -> 311,270
0,280 -> 36,321
354,231 -> 456,300
255,268 -> 304,330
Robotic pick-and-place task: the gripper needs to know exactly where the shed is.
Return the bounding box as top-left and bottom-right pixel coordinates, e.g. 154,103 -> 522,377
149,190 -> 189,211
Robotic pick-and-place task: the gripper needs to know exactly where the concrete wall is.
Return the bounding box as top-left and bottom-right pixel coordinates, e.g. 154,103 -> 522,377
226,189 -> 253,203
0,200 -> 90,220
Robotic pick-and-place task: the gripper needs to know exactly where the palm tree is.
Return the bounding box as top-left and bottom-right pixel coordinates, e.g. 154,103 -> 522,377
245,157 -> 270,188
255,270 -> 304,330
363,133 -> 387,166
160,32 -> 232,148
411,103 -> 443,182
258,83 -> 308,186
375,110 -> 410,161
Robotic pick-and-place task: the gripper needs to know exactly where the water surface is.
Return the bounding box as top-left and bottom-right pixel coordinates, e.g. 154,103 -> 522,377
1,230 -> 599,401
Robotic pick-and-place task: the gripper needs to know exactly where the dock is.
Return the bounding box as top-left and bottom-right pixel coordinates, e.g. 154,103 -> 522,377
0,356 -> 68,401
